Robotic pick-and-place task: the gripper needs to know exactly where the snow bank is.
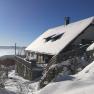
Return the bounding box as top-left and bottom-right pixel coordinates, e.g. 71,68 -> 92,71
36,61 -> 94,94
75,61 -> 94,80
86,42 -> 94,51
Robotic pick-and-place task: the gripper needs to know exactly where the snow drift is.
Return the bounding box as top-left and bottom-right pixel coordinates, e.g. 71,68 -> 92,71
36,61 -> 94,94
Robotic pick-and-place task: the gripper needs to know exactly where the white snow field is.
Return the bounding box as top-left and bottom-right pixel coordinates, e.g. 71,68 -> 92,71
36,61 -> 94,94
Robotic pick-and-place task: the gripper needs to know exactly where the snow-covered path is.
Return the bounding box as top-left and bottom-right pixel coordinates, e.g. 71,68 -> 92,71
0,88 -> 16,94
0,70 -> 39,94
5,78 -> 29,94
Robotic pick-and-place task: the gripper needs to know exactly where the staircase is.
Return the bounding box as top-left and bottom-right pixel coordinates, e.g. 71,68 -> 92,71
44,55 -> 58,72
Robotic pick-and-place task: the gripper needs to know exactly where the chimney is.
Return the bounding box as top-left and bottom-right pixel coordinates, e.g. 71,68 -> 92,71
64,17 -> 70,25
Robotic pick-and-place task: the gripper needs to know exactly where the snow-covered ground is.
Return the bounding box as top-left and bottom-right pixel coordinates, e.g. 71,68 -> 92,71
36,61 -> 94,94
0,70 -> 39,94
1,59 -> 94,94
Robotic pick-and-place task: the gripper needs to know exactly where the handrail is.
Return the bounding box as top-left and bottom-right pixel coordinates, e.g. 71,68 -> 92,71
15,56 -> 32,70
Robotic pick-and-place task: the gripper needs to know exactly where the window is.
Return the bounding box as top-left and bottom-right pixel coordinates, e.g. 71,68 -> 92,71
44,34 -> 56,42
51,33 -> 63,41
44,33 -> 64,42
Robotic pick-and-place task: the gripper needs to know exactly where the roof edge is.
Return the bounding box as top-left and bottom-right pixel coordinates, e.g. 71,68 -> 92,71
25,50 -> 55,56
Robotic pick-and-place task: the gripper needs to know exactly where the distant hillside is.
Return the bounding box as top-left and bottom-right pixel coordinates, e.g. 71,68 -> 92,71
0,55 -> 15,66
0,46 -> 26,49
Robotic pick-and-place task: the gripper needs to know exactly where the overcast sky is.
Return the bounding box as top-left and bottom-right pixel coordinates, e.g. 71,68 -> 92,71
0,0 -> 94,46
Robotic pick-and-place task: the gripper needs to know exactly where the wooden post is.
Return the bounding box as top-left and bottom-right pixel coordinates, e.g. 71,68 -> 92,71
15,43 -> 16,56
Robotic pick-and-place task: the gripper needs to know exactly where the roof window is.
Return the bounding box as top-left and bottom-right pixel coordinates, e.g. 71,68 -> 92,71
51,33 -> 64,41
44,33 -> 64,42
44,34 -> 56,42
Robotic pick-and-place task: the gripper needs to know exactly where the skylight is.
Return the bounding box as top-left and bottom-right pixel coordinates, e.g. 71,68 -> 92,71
44,34 -> 56,42
51,33 -> 63,41
44,33 -> 64,42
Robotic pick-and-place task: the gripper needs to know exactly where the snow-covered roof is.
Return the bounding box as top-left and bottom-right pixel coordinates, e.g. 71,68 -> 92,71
25,16 -> 94,55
